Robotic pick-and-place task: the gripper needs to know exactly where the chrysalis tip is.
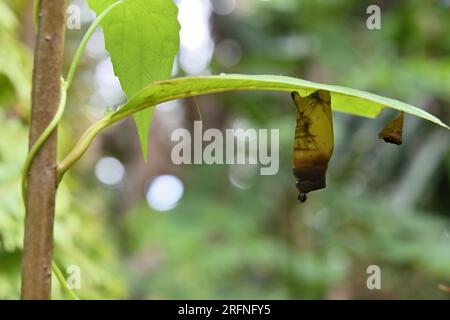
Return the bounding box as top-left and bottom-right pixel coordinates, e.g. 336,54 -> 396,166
298,193 -> 307,203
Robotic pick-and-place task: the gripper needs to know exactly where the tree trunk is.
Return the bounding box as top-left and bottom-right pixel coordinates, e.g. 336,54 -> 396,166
21,0 -> 67,300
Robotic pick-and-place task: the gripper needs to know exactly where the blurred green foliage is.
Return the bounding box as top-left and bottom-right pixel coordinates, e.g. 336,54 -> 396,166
0,0 -> 449,299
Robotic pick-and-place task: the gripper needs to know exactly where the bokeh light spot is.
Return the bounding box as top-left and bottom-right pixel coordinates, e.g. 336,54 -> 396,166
146,175 -> 184,212
95,157 -> 125,186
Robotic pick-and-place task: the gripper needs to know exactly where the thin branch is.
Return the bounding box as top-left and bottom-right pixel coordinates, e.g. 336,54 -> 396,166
21,0 -> 67,300
21,0 -> 127,299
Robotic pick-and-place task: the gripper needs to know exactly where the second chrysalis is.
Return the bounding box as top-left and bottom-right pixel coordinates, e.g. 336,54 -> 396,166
291,90 -> 334,202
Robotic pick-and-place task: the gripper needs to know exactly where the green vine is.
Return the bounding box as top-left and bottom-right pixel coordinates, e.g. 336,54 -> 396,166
21,78 -> 67,204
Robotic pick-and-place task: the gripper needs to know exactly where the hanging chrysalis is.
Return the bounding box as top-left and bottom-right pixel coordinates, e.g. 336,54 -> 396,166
291,90 -> 334,202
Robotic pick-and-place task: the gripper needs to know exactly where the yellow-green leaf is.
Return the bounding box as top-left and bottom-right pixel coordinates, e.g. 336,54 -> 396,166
112,74 -> 449,130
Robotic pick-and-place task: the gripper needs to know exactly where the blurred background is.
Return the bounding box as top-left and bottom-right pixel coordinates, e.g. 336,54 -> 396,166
1,0 -> 450,299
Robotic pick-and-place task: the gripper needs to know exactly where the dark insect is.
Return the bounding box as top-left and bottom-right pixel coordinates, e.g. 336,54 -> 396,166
378,111 -> 404,145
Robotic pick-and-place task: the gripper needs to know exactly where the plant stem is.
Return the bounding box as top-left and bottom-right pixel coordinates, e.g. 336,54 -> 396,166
21,0 -> 67,300
21,0 -> 126,300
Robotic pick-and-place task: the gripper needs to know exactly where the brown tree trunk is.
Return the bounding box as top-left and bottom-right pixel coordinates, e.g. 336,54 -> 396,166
21,0 -> 67,300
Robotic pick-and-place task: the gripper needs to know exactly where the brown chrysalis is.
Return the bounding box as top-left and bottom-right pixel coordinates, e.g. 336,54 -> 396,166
292,90 -> 334,202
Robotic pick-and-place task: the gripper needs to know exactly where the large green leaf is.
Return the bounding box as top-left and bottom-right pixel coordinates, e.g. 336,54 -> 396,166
87,0 -> 180,160
57,74 -> 448,181
111,74 -> 449,129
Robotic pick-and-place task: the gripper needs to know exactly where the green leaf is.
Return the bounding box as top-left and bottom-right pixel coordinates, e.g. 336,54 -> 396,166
57,74 -> 449,181
112,74 -> 449,130
87,0 -> 180,160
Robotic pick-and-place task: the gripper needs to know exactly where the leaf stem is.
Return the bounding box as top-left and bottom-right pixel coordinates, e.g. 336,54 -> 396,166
57,116 -> 111,183
66,0 -> 126,89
